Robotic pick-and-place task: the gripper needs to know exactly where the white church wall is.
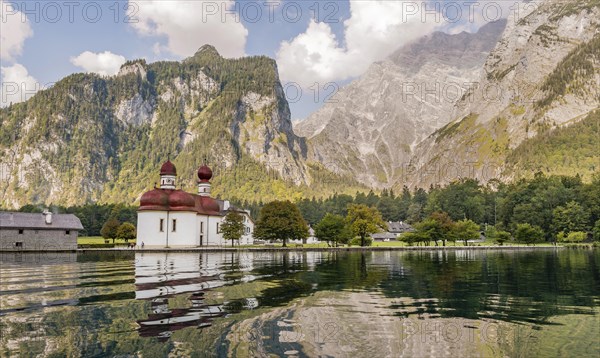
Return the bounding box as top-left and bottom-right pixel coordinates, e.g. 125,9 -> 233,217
137,211 -> 167,248
197,215 -> 209,246
137,211 -> 197,248
207,216 -> 224,246
165,212 -> 197,247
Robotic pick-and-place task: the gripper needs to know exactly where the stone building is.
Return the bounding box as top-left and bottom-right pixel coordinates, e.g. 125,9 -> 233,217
0,211 -> 84,251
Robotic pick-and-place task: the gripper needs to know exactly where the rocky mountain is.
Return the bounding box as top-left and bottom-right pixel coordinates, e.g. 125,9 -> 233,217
294,20 -> 507,188
0,45 -> 361,208
404,0 -> 600,189
2,0 -> 597,209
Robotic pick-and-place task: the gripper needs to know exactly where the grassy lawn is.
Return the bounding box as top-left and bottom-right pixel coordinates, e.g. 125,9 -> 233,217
372,241 -> 407,247
78,236 -> 136,245
237,243 -> 330,248
76,237 -> 590,249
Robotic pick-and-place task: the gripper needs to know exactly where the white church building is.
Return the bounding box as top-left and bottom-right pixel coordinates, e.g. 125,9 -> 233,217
137,161 -> 254,247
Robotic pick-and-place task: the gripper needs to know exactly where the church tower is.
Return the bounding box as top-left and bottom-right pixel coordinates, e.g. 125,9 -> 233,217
197,165 -> 212,196
160,160 -> 177,189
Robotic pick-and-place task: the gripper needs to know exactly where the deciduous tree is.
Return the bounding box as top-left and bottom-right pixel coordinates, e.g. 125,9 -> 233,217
552,201 -> 590,235
453,219 -> 480,246
101,217 -> 121,244
314,213 -> 352,247
221,211 -> 245,247
515,223 -> 544,245
116,222 -> 136,243
346,204 -> 386,247
254,201 -> 308,247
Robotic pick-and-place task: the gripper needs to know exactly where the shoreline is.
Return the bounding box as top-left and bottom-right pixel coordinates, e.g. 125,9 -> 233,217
0,245 -> 577,253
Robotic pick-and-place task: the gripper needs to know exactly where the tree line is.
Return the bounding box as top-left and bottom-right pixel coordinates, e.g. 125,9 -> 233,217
254,172 -> 600,246
12,171 -> 600,245
252,201 -> 386,247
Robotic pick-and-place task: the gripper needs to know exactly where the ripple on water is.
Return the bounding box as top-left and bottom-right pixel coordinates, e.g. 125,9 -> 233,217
0,250 -> 598,357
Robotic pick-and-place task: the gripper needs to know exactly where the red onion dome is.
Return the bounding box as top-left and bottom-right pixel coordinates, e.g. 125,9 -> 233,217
168,190 -> 196,210
197,165 -> 213,181
160,160 -> 177,176
139,189 -> 169,210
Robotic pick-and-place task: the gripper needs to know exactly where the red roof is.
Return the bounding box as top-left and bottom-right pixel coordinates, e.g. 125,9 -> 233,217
169,190 -> 196,210
139,189 -> 197,212
140,189 -> 169,211
139,188 -> 221,215
194,195 -> 220,215
160,160 -> 177,176
140,162 -> 221,215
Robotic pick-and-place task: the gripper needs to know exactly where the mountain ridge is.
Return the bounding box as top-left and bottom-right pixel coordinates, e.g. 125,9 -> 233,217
294,20 -> 507,188
0,47 -> 362,208
2,1 -> 598,208
404,0 -> 600,189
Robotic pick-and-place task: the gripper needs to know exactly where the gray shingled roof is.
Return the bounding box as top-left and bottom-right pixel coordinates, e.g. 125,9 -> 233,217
371,232 -> 398,240
387,221 -> 414,233
0,212 -> 84,230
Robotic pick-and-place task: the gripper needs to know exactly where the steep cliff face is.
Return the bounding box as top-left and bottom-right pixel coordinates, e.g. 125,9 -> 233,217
405,1 -> 600,189
0,46 -> 313,208
294,21 -> 506,188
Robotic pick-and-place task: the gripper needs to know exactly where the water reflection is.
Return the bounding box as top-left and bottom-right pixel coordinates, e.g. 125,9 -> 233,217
134,253 -> 239,341
134,252 -> 226,299
137,295 -> 225,341
0,249 -> 598,357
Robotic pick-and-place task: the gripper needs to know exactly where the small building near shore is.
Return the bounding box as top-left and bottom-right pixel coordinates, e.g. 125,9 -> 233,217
289,226 -> 319,245
371,232 -> 399,242
372,221 -> 414,242
387,221 -> 414,234
0,211 -> 84,251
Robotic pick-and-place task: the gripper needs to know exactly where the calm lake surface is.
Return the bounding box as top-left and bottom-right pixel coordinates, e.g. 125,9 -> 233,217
1,249 -> 599,357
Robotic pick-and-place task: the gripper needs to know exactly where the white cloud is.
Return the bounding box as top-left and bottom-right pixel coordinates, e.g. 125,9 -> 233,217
0,0 -> 34,61
130,0 -> 248,58
152,42 -> 163,56
276,0 -> 524,87
277,0 -> 441,87
444,0 -> 522,35
1,64 -> 39,106
70,51 -> 127,76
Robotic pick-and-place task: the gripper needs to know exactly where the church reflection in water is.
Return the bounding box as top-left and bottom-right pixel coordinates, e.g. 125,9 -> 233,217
132,251 -> 320,340
133,252 -> 257,341
137,292 -> 225,341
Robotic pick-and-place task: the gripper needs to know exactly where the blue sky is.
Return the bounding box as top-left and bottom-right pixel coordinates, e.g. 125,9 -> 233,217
1,0 -> 517,118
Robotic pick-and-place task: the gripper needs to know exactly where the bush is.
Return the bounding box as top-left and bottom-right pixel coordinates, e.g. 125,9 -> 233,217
495,231 -> 512,245
117,222 -> 136,242
557,231 -> 587,243
593,219 -> 600,241
350,237 -> 372,246
485,226 -> 511,245
566,231 -> 587,243
515,223 -> 544,245
399,232 -> 423,246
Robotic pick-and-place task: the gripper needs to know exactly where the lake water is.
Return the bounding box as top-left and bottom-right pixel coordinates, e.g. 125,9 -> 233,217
1,249 -> 599,357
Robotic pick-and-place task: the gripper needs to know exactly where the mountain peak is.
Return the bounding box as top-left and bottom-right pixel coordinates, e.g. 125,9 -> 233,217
117,59 -> 147,77
477,18 -> 508,35
195,44 -> 220,56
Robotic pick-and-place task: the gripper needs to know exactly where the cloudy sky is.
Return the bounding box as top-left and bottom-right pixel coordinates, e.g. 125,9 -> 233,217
1,0 -> 519,118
